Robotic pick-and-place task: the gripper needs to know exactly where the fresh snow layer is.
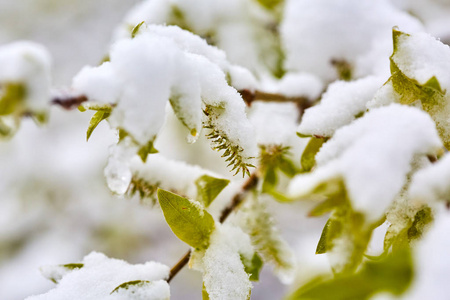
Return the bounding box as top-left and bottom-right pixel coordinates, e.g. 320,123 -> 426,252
393,31 -> 450,88
289,104 -> 442,222
281,0 -> 423,81
409,153 -> 450,206
129,153 -> 225,199
115,0 -> 280,75
26,252 -> 170,300
298,76 -> 386,137
403,211 -> 450,299
249,102 -> 299,146
0,41 -> 51,111
190,224 -> 253,300
73,24 -> 257,162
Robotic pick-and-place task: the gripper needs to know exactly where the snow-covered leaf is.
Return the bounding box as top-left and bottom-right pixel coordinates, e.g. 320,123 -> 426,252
195,175 -> 230,208
287,248 -> 413,300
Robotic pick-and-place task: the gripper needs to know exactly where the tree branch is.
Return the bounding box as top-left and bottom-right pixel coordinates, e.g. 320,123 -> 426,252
51,90 -> 313,110
238,89 -> 312,109
166,172 -> 259,283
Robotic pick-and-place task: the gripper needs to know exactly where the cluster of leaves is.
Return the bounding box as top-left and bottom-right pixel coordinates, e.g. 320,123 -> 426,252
0,83 -> 47,138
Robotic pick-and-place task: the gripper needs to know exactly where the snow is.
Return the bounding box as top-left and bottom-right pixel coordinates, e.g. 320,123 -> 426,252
392,31 -> 450,88
403,211 -> 450,300
289,104 -> 442,222
248,102 -> 299,146
72,62 -> 123,104
190,224 -> 253,300
0,41 -> 51,111
298,76 -> 386,137
408,153 -> 450,206
129,153 -> 224,199
276,72 -> 324,100
26,252 -> 170,300
114,0 -> 280,75
74,24 -> 257,162
281,0 -> 423,82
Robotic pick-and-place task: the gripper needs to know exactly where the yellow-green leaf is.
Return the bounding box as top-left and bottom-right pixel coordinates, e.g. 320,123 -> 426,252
86,110 -> 110,141
131,21 -> 145,38
202,282 -> 210,300
158,189 -> 215,249
137,139 -> 159,162
195,174 -> 230,208
287,248 -> 413,300
241,252 -> 264,282
0,83 -> 26,116
315,218 -> 343,254
301,137 -> 326,172
111,280 -> 150,294
256,0 -> 283,10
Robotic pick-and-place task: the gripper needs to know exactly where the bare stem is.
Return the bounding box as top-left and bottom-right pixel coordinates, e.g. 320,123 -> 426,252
166,172 -> 259,282
239,89 -> 312,109
52,90 -> 313,110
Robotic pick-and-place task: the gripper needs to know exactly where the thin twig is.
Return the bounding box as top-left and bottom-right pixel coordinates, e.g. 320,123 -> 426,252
239,89 -> 312,108
51,94 -> 87,110
166,172 -> 259,282
52,90 -> 313,111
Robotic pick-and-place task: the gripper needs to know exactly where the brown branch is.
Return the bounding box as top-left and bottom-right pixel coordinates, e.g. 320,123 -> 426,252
52,90 -> 313,112
166,172 -> 259,282
239,89 -> 312,109
51,94 -> 87,110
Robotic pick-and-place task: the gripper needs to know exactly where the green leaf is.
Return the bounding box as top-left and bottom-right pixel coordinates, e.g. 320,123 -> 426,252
256,0 -> 283,10
111,280 -> 150,294
131,21 -> 145,38
0,83 -> 26,116
265,188 -> 294,203
86,110 -> 110,141
296,132 -> 312,138
287,248 -> 413,300
308,195 -> 346,217
61,263 -> 84,270
158,189 -> 215,249
407,206 -> 433,241
241,252 -> 264,281
331,59 -> 353,81
384,206 -> 433,252
195,175 -> 230,208
169,95 -> 199,139
137,139 -> 159,162
301,137 -> 325,172
78,102 -> 112,112
389,28 -> 450,148
202,282 -> 210,300
316,218 -> 343,254
262,166 -> 277,192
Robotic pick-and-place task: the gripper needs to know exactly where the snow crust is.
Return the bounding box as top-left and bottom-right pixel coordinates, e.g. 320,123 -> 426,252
26,252 -> 170,300
298,76 -> 386,137
281,0 -> 423,81
409,154 -> 450,206
0,41 -> 51,111
130,153 -> 223,199
249,102 -> 299,146
393,32 -> 450,87
115,0 -> 280,75
289,104 -> 442,222
190,224 -> 253,300
404,211 -> 450,299
73,24 -> 257,162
